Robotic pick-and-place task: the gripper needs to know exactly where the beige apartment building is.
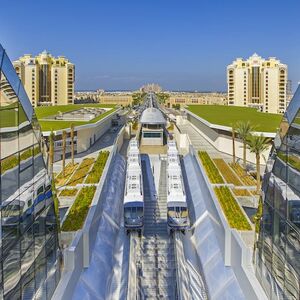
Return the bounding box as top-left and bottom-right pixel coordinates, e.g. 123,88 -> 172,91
227,53 -> 287,113
166,92 -> 227,107
13,50 -> 75,106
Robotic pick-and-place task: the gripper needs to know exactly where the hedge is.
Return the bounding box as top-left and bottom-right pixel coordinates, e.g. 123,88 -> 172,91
198,151 -> 224,184
61,186 -> 96,231
214,186 -> 252,230
59,189 -> 78,197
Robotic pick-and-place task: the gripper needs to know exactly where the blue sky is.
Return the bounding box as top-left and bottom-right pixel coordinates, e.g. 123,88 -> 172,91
1,0 -> 300,91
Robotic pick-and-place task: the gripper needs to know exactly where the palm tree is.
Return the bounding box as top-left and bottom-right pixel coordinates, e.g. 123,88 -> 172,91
231,124 -> 236,164
49,131 -> 55,176
62,130 -> 67,177
246,134 -> 271,194
236,121 -> 254,172
70,124 -> 75,166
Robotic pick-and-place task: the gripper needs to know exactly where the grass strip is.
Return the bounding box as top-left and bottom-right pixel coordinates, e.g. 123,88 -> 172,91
59,188 -> 78,197
213,159 -> 242,186
85,151 -> 109,184
55,163 -> 79,187
61,186 -> 96,231
68,158 -> 94,186
229,163 -> 256,186
214,186 -> 252,230
198,151 -> 224,184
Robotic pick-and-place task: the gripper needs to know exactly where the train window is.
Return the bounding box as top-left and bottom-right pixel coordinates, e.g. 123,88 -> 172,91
28,199 -> 32,207
137,207 -> 143,217
37,186 -> 44,195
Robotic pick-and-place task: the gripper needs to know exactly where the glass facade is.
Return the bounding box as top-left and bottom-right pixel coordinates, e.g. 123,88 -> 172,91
0,44 -> 60,299
256,85 -> 300,299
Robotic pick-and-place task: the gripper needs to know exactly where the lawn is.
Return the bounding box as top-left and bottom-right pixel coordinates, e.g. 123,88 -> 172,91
34,104 -> 116,131
187,105 -> 282,132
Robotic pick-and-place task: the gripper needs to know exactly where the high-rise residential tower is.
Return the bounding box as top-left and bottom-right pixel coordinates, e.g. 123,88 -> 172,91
227,53 -> 288,114
13,51 -> 75,107
256,85 -> 300,299
0,44 -> 60,298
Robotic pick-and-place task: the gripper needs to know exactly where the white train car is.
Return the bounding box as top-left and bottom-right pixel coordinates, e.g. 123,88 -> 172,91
167,140 -> 189,232
124,139 -> 144,234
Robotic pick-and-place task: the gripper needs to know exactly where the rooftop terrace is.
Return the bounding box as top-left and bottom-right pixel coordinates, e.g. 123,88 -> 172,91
187,105 -> 282,132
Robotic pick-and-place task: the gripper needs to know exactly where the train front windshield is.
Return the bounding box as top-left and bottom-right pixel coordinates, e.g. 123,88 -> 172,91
124,207 -> 143,219
168,207 -> 188,218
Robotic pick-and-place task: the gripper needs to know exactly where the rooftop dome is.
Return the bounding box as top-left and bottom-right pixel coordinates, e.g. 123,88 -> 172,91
140,107 -> 166,125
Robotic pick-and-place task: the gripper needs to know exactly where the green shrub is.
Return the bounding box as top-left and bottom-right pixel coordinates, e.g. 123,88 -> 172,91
214,186 -> 252,230
198,151 -> 224,183
61,186 -> 96,231
85,151 -> 109,184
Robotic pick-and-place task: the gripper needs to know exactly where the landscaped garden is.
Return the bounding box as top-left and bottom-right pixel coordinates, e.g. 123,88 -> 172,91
68,158 -> 95,186
229,163 -> 257,186
35,104 -> 116,131
213,159 -> 242,186
214,186 -> 252,230
187,105 -> 282,132
59,188 -> 78,197
55,162 -> 79,187
85,151 -> 109,184
198,151 -> 224,183
61,186 -> 96,231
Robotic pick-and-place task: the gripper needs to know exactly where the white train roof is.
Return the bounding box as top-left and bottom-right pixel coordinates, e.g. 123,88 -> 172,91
167,140 -> 186,203
124,138 -> 143,204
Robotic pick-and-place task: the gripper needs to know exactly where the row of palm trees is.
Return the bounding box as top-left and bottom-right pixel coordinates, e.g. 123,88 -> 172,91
48,123 -> 76,177
232,121 -> 271,193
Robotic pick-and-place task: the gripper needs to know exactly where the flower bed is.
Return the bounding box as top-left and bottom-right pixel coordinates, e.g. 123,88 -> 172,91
198,151 -> 224,184
229,163 -> 256,186
214,186 -> 252,230
68,158 -> 94,186
85,151 -> 109,184
55,163 -> 79,187
61,186 -> 96,231
213,159 -> 242,186
59,189 -> 78,197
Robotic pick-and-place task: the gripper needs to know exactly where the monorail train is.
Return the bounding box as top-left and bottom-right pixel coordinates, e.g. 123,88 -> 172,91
1,169 -> 52,227
124,139 -> 144,234
167,140 -> 189,233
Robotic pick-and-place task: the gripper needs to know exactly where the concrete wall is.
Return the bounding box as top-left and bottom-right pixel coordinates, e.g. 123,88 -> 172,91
183,111 -> 274,165
52,127 -> 126,300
